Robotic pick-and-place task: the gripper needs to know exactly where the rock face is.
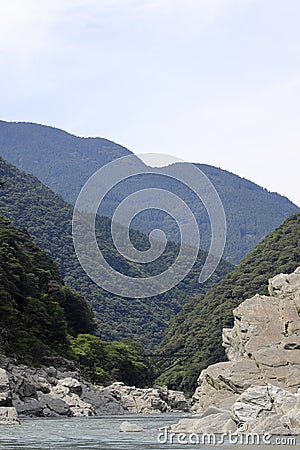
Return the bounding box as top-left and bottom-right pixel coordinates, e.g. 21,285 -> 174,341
172,268 -> 300,435
0,357 -> 189,419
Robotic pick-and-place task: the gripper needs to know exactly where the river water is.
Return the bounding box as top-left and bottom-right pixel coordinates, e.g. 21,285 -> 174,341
0,414 -> 297,449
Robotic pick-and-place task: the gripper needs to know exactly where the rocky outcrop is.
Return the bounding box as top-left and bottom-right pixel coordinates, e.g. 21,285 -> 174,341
171,268 -> 300,435
100,382 -> 189,414
0,368 -> 19,425
0,357 -> 189,419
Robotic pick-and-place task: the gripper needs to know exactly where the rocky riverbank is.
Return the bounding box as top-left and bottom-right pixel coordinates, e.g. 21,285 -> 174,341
0,356 -> 189,423
169,267 -> 300,435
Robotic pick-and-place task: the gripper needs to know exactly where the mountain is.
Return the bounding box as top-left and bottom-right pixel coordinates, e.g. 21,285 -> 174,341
0,158 -> 233,349
157,212 -> 300,393
0,120 -> 132,204
0,120 -> 298,264
0,216 -> 94,364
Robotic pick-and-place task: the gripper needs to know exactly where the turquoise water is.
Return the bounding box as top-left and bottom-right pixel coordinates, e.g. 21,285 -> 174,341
0,415 -> 297,449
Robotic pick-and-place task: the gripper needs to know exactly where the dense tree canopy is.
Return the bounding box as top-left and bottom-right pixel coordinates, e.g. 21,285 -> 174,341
0,158 -> 233,349
71,334 -> 154,387
0,217 -> 94,364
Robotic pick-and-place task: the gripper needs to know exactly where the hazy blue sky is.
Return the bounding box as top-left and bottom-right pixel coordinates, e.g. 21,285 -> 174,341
1,0 -> 300,205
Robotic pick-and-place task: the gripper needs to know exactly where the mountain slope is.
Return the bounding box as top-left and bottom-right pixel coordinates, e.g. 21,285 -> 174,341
157,212 -> 300,393
0,216 -> 94,364
0,120 -> 298,263
0,120 -> 133,204
0,158 -> 233,349
0,217 -> 155,387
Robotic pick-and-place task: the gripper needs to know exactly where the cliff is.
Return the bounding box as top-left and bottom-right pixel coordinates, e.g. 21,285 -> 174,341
170,267 -> 300,435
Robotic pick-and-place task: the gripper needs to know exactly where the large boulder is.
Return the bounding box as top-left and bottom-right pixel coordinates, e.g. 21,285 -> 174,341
169,407 -> 231,434
119,421 -> 145,432
50,378 -> 95,416
37,393 -> 70,417
0,368 -> 19,425
0,368 -> 12,406
0,407 -> 20,425
13,398 -> 44,417
81,382 -> 125,415
173,268 -> 300,436
231,384 -> 300,435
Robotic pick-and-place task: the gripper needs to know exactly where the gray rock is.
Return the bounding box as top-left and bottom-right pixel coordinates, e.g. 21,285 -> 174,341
35,376 -> 51,394
167,389 -> 189,411
267,384 -> 297,415
285,394 -> 300,433
0,407 -> 20,425
173,267 -> 300,436
232,401 -> 262,424
82,383 -> 124,415
38,393 -> 70,416
192,359 -> 261,412
1,353 -> 189,419
17,378 -> 37,399
94,383 -> 190,415
251,414 -> 291,435
231,385 -> 273,424
119,421 -> 144,432
54,377 -> 82,396
45,366 -> 57,378
47,377 -> 58,386
0,368 -> 11,406
14,398 -> 44,417
169,411 -> 231,434
268,267 -> 300,297
198,405 -> 229,419
50,379 -> 94,417
0,356 -> 16,370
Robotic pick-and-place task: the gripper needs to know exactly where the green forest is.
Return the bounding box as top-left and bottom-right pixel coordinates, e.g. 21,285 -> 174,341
0,216 -> 154,387
0,158 -> 233,349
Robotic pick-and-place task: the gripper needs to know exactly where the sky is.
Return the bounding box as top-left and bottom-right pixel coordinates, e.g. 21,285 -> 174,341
1,0 -> 300,205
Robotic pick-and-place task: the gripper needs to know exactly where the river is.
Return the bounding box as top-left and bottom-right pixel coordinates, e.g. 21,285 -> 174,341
0,414 -> 297,449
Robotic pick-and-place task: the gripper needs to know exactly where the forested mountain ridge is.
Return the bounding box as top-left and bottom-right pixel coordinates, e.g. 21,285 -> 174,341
0,216 -> 94,364
157,212 -> 300,393
0,120 -> 298,264
0,217 -> 155,387
0,158 -> 233,349
0,120 -> 133,204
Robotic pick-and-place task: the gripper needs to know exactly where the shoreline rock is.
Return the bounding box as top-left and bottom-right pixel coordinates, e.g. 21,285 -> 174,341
0,357 -> 189,420
169,267 -> 300,436
0,368 -> 19,425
